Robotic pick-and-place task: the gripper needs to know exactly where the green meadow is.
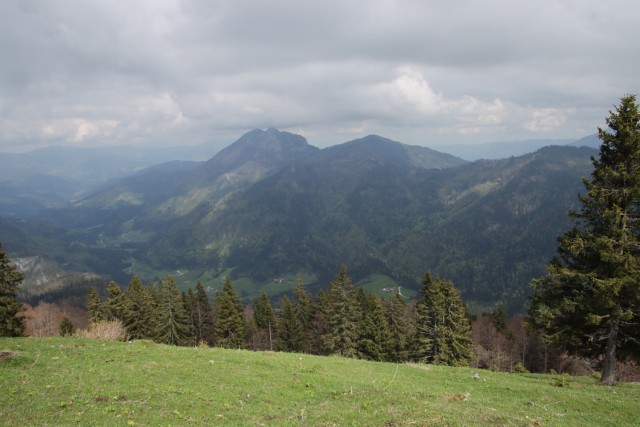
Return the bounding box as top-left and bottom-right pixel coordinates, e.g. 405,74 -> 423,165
1,337 -> 638,426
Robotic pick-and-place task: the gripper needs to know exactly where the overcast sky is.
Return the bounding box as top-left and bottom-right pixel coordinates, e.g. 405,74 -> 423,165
1,0 -> 638,152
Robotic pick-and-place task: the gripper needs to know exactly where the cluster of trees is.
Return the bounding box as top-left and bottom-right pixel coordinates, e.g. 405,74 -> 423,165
86,267 -> 474,366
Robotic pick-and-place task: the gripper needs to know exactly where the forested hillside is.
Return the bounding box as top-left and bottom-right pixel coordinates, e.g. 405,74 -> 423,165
1,129 -> 596,311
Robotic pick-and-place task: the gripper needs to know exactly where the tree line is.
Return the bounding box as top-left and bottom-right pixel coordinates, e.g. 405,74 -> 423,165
85,267 -> 474,366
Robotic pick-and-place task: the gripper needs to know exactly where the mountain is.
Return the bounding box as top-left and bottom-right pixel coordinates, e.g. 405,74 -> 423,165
568,134 -> 600,149
432,137 -> 580,161
1,128 -> 596,312
0,141 -> 221,218
146,144 -> 593,310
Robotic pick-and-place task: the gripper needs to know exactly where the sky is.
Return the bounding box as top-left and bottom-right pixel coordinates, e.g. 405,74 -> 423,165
0,0 -> 638,153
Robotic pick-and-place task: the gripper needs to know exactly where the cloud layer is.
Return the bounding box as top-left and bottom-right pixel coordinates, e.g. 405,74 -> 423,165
1,0 -> 638,151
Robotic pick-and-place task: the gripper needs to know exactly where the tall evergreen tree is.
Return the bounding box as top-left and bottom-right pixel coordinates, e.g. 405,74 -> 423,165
251,293 -> 277,350
212,277 -> 246,349
292,277 -> 316,352
126,276 -> 157,340
156,275 -> 190,346
412,273 -> 473,366
0,244 -> 25,337
529,95 -> 640,385
385,293 -> 411,363
193,282 -> 214,345
309,289 -> 328,355
87,287 -> 105,325
323,267 -> 360,358
183,289 -> 197,346
276,296 -> 305,353
357,292 -> 392,361
104,281 -> 132,324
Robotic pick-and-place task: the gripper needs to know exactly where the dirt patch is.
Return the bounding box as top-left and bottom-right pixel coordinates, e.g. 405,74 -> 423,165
0,351 -> 18,361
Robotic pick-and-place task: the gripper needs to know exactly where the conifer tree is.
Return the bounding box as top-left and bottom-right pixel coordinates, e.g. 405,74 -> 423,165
252,293 -> 277,350
126,276 -> 157,339
253,293 -> 277,331
0,243 -> 25,337
59,316 -> 75,337
323,267 -> 360,358
87,287 -> 105,325
357,292 -> 392,361
212,276 -> 246,349
412,273 -> 473,366
385,293 -> 411,362
104,281 -> 132,324
276,296 -> 305,353
183,289 -> 197,346
193,282 -> 213,345
490,302 -> 510,337
292,277 -> 316,352
156,275 -> 190,346
309,289 -> 328,355
529,95 -> 640,385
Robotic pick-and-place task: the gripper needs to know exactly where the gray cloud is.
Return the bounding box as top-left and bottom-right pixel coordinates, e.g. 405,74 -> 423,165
0,0 -> 638,152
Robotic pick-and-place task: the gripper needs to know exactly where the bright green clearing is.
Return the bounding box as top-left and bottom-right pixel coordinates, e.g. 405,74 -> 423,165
1,337 -> 638,426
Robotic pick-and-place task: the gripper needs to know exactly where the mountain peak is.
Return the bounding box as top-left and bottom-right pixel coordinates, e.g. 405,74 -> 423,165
320,135 -> 467,170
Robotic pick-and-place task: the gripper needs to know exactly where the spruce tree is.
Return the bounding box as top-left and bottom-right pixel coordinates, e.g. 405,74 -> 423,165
212,276 -> 246,349
412,273 -> 473,366
529,95 -> 640,385
59,316 -> 75,337
104,281 -> 132,324
323,267 -> 360,358
0,244 -> 25,337
276,296 -> 305,353
252,293 -> 277,350
156,276 -> 190,346
292,277 -> 316,352
87,287 -> 105,325
385,293 -> 411,362
193,282 -> 213,345
357,292 -> 392,361
126,276 -> 157,340
183,289 -> 197,346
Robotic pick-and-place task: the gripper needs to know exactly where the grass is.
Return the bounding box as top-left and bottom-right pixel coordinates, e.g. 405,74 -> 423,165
2,337 -> 639,426
358,274 -> 418,300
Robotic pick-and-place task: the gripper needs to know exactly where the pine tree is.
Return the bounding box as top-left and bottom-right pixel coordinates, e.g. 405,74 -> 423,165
529,95 -> 640,385
59,316 -> 75,337
412,273 -> 473,366
309,289 -> 328,355
193,282 -> 213,345
0,244 -> 25,337
126,276 -> 157,340
212,277 -> 246,349
276,296 -> 305,353
104,281 -> 132,324
183,289 -> 197,346
323,267 -> 360,358
86,287 -> 105,325
385,293 -> 411,362
357,292 -> 392,361
156,275 -> 190,346
490,302 -> 509,335
292,277 -> 316,352
251,293 -> 277,350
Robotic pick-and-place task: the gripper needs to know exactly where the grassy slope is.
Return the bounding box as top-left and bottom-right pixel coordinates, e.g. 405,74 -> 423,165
1,337 -> 638,426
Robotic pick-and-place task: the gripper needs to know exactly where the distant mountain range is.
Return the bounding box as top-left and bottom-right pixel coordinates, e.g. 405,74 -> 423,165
0,129 -> 598,312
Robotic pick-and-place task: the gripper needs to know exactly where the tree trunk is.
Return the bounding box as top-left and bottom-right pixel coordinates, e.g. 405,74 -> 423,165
600,318 -> 619,385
